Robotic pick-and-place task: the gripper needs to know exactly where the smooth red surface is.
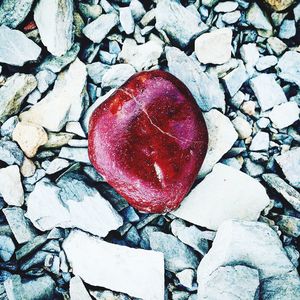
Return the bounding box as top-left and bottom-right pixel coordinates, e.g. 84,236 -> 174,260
88,70 -> 208,213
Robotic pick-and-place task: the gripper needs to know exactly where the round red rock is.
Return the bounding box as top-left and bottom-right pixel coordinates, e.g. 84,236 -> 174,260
88,70 -> 208,213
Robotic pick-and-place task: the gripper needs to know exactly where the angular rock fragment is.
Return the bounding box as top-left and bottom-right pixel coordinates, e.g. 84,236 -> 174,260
277,51 -> 300,87
69,276 -> 92,300
0,236 -> 15,262
246,2 -> 272,32
198,110 -> 238,177
195,28 -> 232,65
0,25 -> 41,66
63,229 -> 164,300
59,147 -> 90,164
155,0 -> 207,48
0,165 -> 24,206
26,173 -> 122,237
0,141 -> 24,166
20,59 -> 87,132
250,131 -> 269,151
0,73 -> 37,122
174,164 -> 270,230
119,7 -> 135,34
261,0 -> 296,11
166,47 -> 225,112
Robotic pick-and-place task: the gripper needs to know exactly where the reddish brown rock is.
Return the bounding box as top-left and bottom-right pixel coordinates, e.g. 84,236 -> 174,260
88,70 -> 208,213
261,0 -> 295,11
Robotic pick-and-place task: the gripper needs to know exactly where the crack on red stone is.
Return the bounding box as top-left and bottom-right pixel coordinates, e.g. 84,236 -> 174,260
118,88 -> 203,144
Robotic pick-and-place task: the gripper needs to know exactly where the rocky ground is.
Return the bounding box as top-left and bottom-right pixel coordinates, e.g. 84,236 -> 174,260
0,0 -> 300,299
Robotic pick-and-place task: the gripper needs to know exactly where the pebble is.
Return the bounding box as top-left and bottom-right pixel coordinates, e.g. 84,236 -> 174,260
150,232 -> 199,273
78,3 -> 102,20
274,214 -> 300,238
69,276 -> 92,300
0,0 -> 34,28
250,131 -> 269,151
0,116 -> 19,138
232,116 -> 252,139
59,147 -> 90,164
277,51 -> 300,87
199,109 -> 237,177
267,37 -> 287,56
83,13 -> 118,44
240,43 -> 259,67
257,117 -> 270,129
0,235 -> 15,262
63,229 -> 164,300
214,1 -> 238,12
279,20 -> 296,40
256,55 -> 277,71
176,269 -> 197,292
241,100 -> 256,116
246,2 -> 272,32
102,64 -> 135,89
119,7 -> 135,35
155,0 -> 207,48
275,148 -> 300,189
268,102 -> 299,129
166,47 -> 225,112
0,165 -> 24,206
65,121 -> 86,138
12,122 -> 48,158
45,158 -> 70,175
243,158 -> 265,177
174,164 -> 270,230
222,10 -> 241,24
195,28 -> 232,65
34,0 -> 73,56
36,70 -> 57,94
0,25 -> 41,66
0,141 -> 24,166
20,59 -> 87,132
26,174 -> 123,237
130,0 -> 146,21
0,73 -> 37,122
250,74 -> 287,111
87,62 -> 110,84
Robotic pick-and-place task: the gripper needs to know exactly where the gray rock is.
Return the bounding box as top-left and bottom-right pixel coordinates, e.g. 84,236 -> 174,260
262,173 -> 300,212
59,147 -> 90,164
267,37 -> 287,56
26,173 -> 123,237
246,2 -> 272,31
256,55 -> 277,71
269,102 -> 299,129
0,141 -> 24,166
243,158 -> 265,177
155,0 -> 207,48
69,276 -> 92,300
0,73 -> 37,122
273,214 -> 300,238
3,207 -> 37,244
0,116 -> 19,138
0,0 -> 34,28
294,2 -> 300,22
83,13 -> 118,43
277,51 -> 300,87
36,70 -> 57,93
197,220 -> 296,292
119,7 -> 135,34
79,3 -> 102,20
150,232 -> 199,273
285,245 -> 299,268
87,62 -> 110,85
199,265 -> 259,300
0,25 -> 41,66
176,269 -> 197,292
279,20 -> 296,40
222,60 -> 248,96
250,131 -> 269,151
130,0 -> 145,21
260,272 -> 300,300
102,64 -> 135,89
166,47 -> 225,112
250,74 -> 287,111
0,235 -> 15,261
34,0 -> 73,56
275,148 -> 300,189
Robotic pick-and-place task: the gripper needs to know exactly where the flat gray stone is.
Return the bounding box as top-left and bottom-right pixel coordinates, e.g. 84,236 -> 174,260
0,141 -> 24,166
0,235 -> 15,262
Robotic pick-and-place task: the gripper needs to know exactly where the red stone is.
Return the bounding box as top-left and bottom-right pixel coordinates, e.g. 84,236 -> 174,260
23,21 -> 37,32
88,70 -> 208,213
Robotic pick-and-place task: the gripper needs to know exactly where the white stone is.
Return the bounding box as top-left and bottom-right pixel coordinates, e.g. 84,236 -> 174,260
267,37 -> 287,56
269,102 -> 300,129
119,7 -> 135,34
46,158 -> 70,175
250,131 -> 269,151
20,59 -> 87,132
63,229 -> 164,300
118,39 -> 163,71
174,164 -> 270,230
26,176 -> 123,237
198,110 -> 238,178
102,64 -> 135,89
59,147 -> 90,164
83,13 -> 118,43
69,276 -> 92,300
66,121 -> 86,138
34,0 -> 74,56
250,74 -> 287,111
0,165 -> 24,206
277,51 -> 300,87
275,148 -> 300,189
197,220 -> 296,294
232,116 -> 252,139
256,55 -> 277,71
195,28 -> 232,65
222,10 -> 241,24
279,19 -> 296,40
214,1 -> 238,12
246,2 -> 272,31
0,25 -> 41,66
240,43 -> 259,67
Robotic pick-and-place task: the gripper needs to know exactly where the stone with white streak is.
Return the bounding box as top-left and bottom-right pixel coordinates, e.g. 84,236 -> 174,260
20,59 -> 87,132
0,73 -> 37,122
275,148 -> 300,189
83,13 -> 118,43
0,25 -> 41,66
198,110 -> 238,178
174,164 -> 270,230
250,74 -> 287,111
26,173 -> 123,237
195,28 -> 232,65
34,0 -> 74,56
63,229 -> 164,300
277,51 -> 300,87
0,165 -> 24,206
102,64 -> 135,89
269,102 -> 300,129
166,47 -> 225,112
197,220 -> 296,295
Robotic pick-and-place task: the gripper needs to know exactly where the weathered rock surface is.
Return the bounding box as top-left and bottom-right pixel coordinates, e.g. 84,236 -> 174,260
174,164 -> 270,230
261,0 -> 296,11
277,51 -> 300,87
0,141 -> 24,166
63,229 -> 164,300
